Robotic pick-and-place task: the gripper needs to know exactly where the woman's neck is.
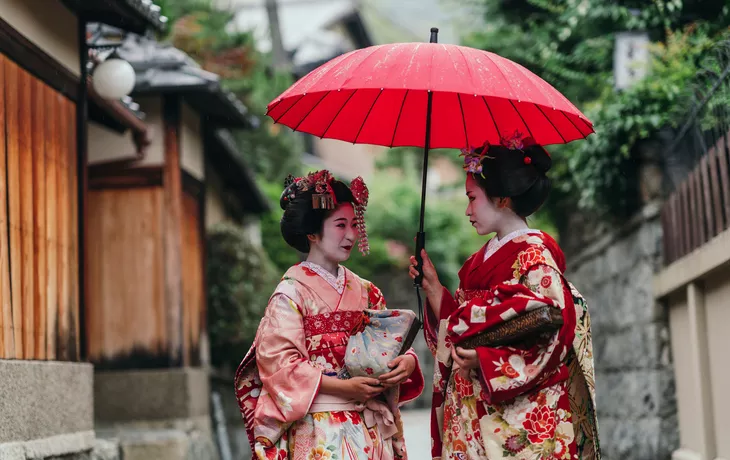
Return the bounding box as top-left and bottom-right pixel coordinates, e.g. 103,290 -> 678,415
495,214 -> 529,240
305,252 -> 339,277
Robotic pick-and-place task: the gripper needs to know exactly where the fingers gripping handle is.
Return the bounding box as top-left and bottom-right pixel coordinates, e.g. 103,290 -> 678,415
414,231 -> 426,287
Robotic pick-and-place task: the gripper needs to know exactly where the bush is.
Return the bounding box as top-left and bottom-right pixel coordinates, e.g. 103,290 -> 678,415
206,223 -> 281,369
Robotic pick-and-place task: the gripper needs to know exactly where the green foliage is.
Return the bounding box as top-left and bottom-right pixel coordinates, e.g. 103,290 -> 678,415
159,0 -> 303,184
258,180 -> 302,272
206,223 -> 281,369
462,0 -> 730,220
562,25 -> 720,215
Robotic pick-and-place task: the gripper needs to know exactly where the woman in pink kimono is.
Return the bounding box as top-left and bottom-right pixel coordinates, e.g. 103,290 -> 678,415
236,170 -> 425,460
409,133 -> 599,459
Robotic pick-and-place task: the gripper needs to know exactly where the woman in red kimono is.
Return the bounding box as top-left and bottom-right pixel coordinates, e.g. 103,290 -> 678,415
236,170 -> 424,460
409,133 -> 599,459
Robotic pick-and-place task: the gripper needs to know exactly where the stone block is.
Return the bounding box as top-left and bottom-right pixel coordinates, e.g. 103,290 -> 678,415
90,439 -> 120,460
594,323 -> 669,371
0,445 -> 25,460
0,361 -> 93,444
595,370 -> 676,420
118,430 -> 189,460
94,368 -> 210,423
599,417 -> 662,460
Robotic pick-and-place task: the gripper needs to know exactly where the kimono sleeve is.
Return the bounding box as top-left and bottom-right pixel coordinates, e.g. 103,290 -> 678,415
254,293 -> 322,427
423,286 -> 459,356
366,280 -> 425,405
448,265 -> 577,404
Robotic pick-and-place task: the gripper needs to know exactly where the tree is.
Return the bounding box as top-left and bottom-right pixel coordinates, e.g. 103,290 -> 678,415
458,0 -> 730,227
158,0 -> 304,183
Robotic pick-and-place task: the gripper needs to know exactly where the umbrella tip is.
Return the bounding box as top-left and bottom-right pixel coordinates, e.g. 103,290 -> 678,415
430,27 -> 439,43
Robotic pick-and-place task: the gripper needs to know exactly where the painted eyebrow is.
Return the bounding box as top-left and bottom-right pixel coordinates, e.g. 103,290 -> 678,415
333,217 -> 348,222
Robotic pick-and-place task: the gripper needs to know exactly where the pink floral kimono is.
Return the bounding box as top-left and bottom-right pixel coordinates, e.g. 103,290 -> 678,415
425,229 -> 599,459
235,262 -> 425,460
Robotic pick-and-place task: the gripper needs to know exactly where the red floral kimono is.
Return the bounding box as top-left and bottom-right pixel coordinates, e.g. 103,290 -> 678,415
235,262 -> 425,460
425,230 -> 599,459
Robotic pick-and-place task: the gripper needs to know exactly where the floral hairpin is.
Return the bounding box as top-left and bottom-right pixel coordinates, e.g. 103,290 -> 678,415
501,129 -> 542,165
349,176 -> 370,256
459,141 -> 493,175
283,170 -> 338,209
460,130 -> 542,171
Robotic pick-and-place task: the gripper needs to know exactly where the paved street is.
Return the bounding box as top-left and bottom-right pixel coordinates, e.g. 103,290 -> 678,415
402,408 -> 432,459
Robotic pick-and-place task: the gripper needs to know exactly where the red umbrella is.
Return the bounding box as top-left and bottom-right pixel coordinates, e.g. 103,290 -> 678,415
267,29 -> 593,286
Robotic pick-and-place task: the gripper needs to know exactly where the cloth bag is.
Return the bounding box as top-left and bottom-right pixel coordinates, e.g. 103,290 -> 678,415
342,309 -> 420,379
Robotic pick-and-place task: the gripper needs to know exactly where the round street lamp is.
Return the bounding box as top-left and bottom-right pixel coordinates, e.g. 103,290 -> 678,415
92,57 -> 136,99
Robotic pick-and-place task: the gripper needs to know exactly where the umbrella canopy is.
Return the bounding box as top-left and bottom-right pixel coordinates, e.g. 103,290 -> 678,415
267,39 -> 594,149
267,29 -> 593,295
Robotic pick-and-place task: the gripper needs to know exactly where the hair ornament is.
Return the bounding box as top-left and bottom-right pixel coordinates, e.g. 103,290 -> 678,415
349,176 -> 370,256
461,130 -> 549,174
282,170 -> 338,209
459,141 -> 493,175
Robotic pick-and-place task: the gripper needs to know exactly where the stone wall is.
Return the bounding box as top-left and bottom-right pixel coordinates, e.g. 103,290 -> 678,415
566,203 -> 679,460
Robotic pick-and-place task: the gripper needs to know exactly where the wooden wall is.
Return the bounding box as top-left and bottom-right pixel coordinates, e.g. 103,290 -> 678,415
86,186 -> 167,367
662,133 -> 730,265
86,95 -> 206,369
86,178 -> 205,368
182,191 -> 204,366
0,55 -> 79,361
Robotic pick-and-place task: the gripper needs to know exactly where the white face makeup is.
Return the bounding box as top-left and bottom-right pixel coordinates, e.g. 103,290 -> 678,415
309,203 -> 358,263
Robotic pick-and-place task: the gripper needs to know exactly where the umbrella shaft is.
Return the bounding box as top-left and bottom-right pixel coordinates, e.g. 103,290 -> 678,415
418,91 -> 433,233
414,90 -> 433,287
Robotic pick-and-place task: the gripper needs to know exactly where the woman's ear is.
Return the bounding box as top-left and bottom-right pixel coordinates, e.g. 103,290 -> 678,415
307,234 -> 318,244
496,197 -> 511,209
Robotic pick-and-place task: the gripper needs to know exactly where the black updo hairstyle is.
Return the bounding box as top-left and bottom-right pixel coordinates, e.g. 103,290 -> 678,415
471,143 -> 552,218
279,178 -> 355,253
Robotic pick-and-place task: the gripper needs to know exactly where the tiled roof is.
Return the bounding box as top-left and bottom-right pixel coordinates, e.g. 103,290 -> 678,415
62,0 -> 167,34
114,33 -> 253,128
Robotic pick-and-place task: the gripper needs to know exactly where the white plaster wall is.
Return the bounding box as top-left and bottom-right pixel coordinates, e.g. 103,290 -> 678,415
0,0 -> 79,76
87,122 -> 138,165
134,96 -> 165,166
181,103 -> 204,180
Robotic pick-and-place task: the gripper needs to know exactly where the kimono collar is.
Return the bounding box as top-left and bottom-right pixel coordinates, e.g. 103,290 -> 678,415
300,261 -> 345,294
484,228 -> 540,262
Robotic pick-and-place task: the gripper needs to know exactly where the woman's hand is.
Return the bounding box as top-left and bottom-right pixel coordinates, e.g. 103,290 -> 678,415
341,377 -> 384,402
378,354 -> 416,388
409,249 -> 444,311
451,346 -> 480,378
320,375 -> 383,402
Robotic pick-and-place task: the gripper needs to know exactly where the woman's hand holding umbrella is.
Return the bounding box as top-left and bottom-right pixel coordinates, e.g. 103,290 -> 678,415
409,249 -> 443,317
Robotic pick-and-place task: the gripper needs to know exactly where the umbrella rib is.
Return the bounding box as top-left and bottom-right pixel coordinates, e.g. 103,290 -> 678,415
535,104 -> 567,143
481,96 -> 501,140
559,109 -> 588,138
354,89 -> 383,144
293,91 -> 329,132
509,100 -> 535,140
390,89 -> 409,148
321,90 -> 357,139
273,94 -> 305,124
578,116 -> 595,133
266,98 -> 283,117
457,93 -> 469,148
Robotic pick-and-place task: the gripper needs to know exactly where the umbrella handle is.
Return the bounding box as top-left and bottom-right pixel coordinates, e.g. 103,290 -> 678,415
414,231 -> 426,286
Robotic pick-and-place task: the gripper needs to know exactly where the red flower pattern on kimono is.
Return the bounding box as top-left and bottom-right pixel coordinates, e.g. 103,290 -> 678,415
422,230 -> 600,459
